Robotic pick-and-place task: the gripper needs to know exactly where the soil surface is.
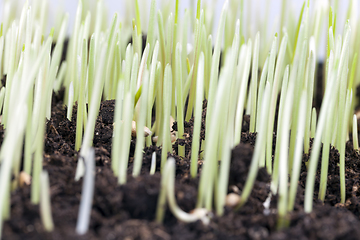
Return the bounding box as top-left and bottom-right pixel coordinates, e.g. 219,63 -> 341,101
3,61 -> 360,239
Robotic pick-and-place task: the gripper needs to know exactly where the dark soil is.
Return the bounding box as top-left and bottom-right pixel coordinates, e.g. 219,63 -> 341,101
3,72 -> 360,239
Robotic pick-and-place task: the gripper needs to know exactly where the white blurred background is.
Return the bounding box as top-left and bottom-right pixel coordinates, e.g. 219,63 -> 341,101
0,0 -> 354,59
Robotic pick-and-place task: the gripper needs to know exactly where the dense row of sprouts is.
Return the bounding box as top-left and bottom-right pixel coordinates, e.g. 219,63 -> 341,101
0,0 -> 359,236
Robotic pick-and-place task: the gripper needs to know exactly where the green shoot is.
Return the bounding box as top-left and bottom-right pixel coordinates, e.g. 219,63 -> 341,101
0,87 -> 5,118
339,90 -> 352,203
175,43 -> 185,158
288,91 -> 307,212
118,93 -> 134,185
305,57 -> 337,213
255,57 -> 269,134
172,0 -> 180,111
64,0 -> 82,119
166,158 -> 211,224
93,0 -> 103,53
353,115 -> 359,151
111,80 -> 125,176
124,44 -> 134,100
182,66 -> 194,102
270,65 -> 289,194
327,7 -> 335,58
135,44 -> 150,94
304,51 -> 316,154
40,171 -> 54,232
154,62 -> 163,144
32,44 -> 53,204
87,35 -> 96,107
335,23 -> 351,150
76,148 -> 95,235
156,153 -> 167,223
75,39 -> 88,151
113,35 -> 122,99
291,2 -> 305,61
2,24 -> 18,128
311,107 -> 317,139
150,152 -> 156,175
161,64 -> 172,171
197,48 -> 235,210
349,53 -> 358,91
318,84 -> 336,200
266,33 -> 287,174
276,82 -> 295,229
157,11 -> 166,68
236,82 -> 271,209
204,35 -> 212,100
347,53 -> 357,129
117,52 -> 139,183
288,39 -> 308,172
105,13 -> 119,100
196,0 -> 201,20
224,19 -> 240,151
216,124 -> 232,216
23,87 -> 33,175
0,35 -> 4,80
146,41 -> 159,147
67,82 -> 74,121
133,69 -> 150,177
132,21 -> 141,72
54,62 -> 67,93
165,13 -> 173,67
234,39 -> 252,146
75,46 -> 107,180
249,32 -> 260,133
134,0 -> 142,35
